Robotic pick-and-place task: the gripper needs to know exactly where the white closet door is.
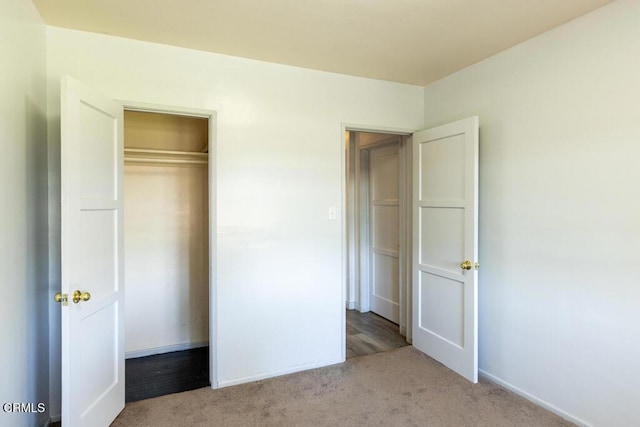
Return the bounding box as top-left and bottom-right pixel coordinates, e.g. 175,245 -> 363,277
369,142 -> 400,323
60,76 -> 125,426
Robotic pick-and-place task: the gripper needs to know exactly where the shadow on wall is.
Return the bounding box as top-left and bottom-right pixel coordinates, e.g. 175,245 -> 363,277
25,92 -> 50,426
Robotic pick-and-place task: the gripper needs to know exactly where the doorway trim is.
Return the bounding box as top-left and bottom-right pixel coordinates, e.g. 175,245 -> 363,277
120,100 -> 218,388
341,123 -> 415,360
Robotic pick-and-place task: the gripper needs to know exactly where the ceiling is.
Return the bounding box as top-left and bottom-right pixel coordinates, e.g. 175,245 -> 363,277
32,0 -> 614,86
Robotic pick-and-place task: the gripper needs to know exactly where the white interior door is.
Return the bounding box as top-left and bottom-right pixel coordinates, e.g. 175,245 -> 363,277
412,117 -> 479,382
60,76 -> 125,426
369,142 -> 400,323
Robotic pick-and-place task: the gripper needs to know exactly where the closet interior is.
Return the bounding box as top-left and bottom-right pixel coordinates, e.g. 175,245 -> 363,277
123,110 -> 210,401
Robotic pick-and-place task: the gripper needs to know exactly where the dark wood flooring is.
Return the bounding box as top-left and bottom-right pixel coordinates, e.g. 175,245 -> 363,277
125,346 -> 210,403
346,309 -> 408,358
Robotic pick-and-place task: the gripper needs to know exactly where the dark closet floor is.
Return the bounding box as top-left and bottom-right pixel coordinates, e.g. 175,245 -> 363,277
125,346 -> 210,403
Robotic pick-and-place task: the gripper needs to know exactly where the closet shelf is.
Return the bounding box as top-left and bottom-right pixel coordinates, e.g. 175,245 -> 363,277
124,148 -> 208,166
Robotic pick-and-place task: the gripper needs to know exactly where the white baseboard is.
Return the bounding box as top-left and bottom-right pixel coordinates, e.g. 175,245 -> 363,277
125,341 -> 209,359
345,301 -> 364,311
479,369 -> 592,427
217,358 -> 343,388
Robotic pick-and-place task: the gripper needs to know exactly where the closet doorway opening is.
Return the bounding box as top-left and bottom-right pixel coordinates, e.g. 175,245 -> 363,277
122,109 -> 212,401
345,130 -> 411,359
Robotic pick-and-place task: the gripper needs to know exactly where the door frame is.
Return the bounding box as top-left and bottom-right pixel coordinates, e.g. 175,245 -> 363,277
120,100 -> 219,388
341,123 -> 415,360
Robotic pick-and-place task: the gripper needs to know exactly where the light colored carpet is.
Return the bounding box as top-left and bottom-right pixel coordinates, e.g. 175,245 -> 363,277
111,347 -> 572,426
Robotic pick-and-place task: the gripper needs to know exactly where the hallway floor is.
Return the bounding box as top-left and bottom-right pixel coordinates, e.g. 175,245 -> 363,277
346,309 -> 408,358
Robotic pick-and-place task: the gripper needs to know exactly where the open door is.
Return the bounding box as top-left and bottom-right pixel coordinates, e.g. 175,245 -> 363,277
412,117 -> 479,382
59,76 -> 125,426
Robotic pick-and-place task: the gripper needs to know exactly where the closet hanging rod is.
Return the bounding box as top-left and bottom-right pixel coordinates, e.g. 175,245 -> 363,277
124,157 -> 208,165
124,148 -> 208,157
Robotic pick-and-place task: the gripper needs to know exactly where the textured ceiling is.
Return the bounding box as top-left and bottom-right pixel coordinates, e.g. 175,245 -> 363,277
33,0 -> 614,85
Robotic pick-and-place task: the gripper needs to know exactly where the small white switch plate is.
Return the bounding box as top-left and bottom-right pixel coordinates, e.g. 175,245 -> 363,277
328,206 -> 337,220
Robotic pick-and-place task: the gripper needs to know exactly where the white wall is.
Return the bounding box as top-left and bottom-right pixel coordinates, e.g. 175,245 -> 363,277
0,0 -> 49,426
46,26 -> 423,413
124,163 -> 209,356
423,1 -> 640,425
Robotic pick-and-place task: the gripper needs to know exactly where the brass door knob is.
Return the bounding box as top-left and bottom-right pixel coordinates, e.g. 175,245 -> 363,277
54,292 -> 68,305
72,290 -> 91,304
460,260 -> 473,270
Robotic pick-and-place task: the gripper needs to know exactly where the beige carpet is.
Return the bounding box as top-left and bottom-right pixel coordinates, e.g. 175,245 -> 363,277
112,347 -> 572,426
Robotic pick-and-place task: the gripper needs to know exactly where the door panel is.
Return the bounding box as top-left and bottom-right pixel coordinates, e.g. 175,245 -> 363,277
79,303 -> 119,408
74,210 -> 117,299
419,133 -> 466,200
419,207 -> 464,271
419,272 -> 464,347
61,76 -> 124,426
372,252 -> 399,302
412,117 -> 479,383
369,143 -> 400,323
372,205 -> 399,251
